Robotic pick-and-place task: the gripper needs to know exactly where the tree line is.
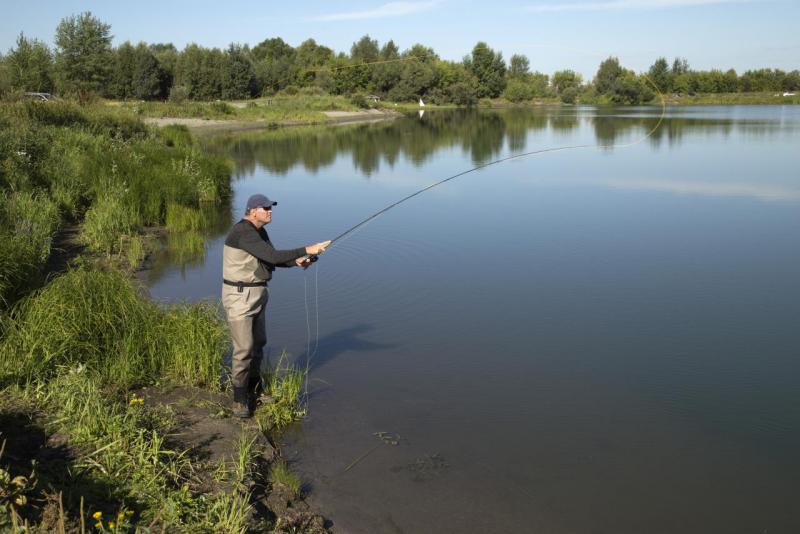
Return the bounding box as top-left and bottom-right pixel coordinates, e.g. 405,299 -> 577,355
1,12 -> 798,105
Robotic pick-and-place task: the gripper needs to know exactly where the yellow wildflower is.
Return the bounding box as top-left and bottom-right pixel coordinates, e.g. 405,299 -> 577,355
109,521 -> 115,528
95,521 -> 102,529
93,511 -> 102,519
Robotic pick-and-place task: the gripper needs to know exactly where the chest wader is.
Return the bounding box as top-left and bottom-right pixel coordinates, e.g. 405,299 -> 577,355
222,279 -> 269,418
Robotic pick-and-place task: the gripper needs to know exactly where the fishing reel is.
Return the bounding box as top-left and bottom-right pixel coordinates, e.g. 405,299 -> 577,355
302,254 -> 319,270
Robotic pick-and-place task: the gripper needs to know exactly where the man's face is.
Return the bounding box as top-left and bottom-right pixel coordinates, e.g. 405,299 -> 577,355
253,206 -> 272,224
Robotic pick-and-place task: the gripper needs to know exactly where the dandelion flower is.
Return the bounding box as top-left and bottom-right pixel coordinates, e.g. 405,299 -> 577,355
93,511 -> 102,519
109,521 -> 115,528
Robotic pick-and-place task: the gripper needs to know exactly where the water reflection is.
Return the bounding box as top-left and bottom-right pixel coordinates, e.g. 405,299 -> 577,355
203,106 -> 794,177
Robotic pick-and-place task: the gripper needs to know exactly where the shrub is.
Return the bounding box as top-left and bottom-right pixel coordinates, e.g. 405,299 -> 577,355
560,86 -> 578,104
503,79 -> 535,103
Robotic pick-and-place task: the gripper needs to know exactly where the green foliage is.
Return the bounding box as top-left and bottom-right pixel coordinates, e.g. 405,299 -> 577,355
0,100 -> 230,305
5,33 -> 54,93
503,79 -> 535,102
560,86 -> 579,104
465,42 -> 506,98
0,191 -> 59,309
54,12 -> 113,100
0,266 -> 227,388
610,72 -> 655,104
254,354 -> 306,432
350,35 -> 380,63
648,57 -> 672,93
81,190 -> 140,255
552,70 -> 582,94
594,56 -> 623,95
508,54 -> 530,80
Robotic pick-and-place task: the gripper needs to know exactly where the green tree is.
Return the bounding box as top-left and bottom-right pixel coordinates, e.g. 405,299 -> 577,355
594,56 -> 622,94
529,72 -> 550,97
509,54 -> 530,80
372,40 -> 402,94
295,39 -> 333,86
552,70 -> 581,94
6,33 -> 54,93
150,43 -> 178,96
389,44 -> 438,101
110,41 -> 136,98
647,57 -> 671,93
350,35 -> 379,63
464,42 -> 506,98
221,44 -> 256,99
610,71 -> 654,104
672,57 -> 690,77
132,43 -> 165,100
503,79 -> 534,102
253,37 -> 296,93
54,12 -> 114,99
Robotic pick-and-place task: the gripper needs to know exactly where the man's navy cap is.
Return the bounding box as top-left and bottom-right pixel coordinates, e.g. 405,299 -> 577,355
246,194 -> 277,211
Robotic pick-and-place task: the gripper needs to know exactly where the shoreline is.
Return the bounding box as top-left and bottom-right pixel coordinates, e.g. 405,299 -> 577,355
142,109 -> 403,134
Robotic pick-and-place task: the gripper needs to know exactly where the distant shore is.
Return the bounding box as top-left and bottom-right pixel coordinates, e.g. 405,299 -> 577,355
124,91 -> 799,134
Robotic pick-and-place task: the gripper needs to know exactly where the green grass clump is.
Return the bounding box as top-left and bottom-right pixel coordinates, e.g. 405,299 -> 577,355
0,266 -> 227,389
165,202 -> 204,232
254,354 -> 307,432
268,460 -> 302,497
0,191 -> 60,309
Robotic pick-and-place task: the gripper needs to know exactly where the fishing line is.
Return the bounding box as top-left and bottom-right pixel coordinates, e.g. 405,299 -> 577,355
298,56 -> 667,419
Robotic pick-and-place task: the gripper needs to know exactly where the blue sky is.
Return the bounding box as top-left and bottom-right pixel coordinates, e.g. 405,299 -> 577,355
1,0 -> 797,78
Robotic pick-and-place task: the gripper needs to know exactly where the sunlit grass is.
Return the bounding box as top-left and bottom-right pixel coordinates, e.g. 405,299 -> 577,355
254,353 -> 307,432
268,460 -> 302,497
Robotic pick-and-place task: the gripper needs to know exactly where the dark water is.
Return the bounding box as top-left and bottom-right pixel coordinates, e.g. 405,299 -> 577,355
147,106 -> 800,534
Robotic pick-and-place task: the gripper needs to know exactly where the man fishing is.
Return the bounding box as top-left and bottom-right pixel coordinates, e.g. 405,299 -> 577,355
222,193 -> 330,418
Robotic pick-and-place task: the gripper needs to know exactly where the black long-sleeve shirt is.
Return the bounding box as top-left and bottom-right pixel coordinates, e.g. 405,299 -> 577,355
223,219 -> 306,281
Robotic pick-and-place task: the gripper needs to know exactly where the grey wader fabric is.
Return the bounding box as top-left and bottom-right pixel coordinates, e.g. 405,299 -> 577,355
223,284 -> 268,388
222,219 -> 306,389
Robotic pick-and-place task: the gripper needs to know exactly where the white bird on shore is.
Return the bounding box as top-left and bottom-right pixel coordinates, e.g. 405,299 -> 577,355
419,98 -> 425,107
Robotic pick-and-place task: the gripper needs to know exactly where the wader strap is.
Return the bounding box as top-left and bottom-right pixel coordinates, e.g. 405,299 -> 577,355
223,279 -> 268,293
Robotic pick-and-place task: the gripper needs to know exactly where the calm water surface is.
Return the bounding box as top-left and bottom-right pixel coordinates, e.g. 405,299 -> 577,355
147,106 -> 800,534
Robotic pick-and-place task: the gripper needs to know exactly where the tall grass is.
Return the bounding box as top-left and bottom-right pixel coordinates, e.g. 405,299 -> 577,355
254,353 -> 307,432
0,267 -> 227,389
0,100 -> 231,272
0,191 -> 60,309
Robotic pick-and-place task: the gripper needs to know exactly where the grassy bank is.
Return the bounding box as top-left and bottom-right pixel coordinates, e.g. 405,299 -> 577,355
0,101 -> 316,531
112,93 -> 361,123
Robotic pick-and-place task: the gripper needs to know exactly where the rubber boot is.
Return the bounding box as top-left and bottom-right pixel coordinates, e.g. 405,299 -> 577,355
232,386 -> 251,419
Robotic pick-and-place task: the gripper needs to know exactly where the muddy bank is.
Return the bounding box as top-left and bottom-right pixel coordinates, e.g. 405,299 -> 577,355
144,109 -> 402,134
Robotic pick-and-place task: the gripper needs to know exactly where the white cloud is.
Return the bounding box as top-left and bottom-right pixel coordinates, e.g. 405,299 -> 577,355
313,1 -> 440,22
525,0 -> 750,13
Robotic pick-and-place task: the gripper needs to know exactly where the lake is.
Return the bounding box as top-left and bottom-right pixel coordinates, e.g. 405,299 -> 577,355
146,106 -> 800,534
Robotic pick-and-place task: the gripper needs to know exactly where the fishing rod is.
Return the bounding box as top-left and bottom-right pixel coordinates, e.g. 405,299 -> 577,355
303,84 -> 666,269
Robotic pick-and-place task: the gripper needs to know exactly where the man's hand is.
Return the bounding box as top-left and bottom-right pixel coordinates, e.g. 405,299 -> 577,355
305,240 -> 331,256
295,256 -> 313,267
